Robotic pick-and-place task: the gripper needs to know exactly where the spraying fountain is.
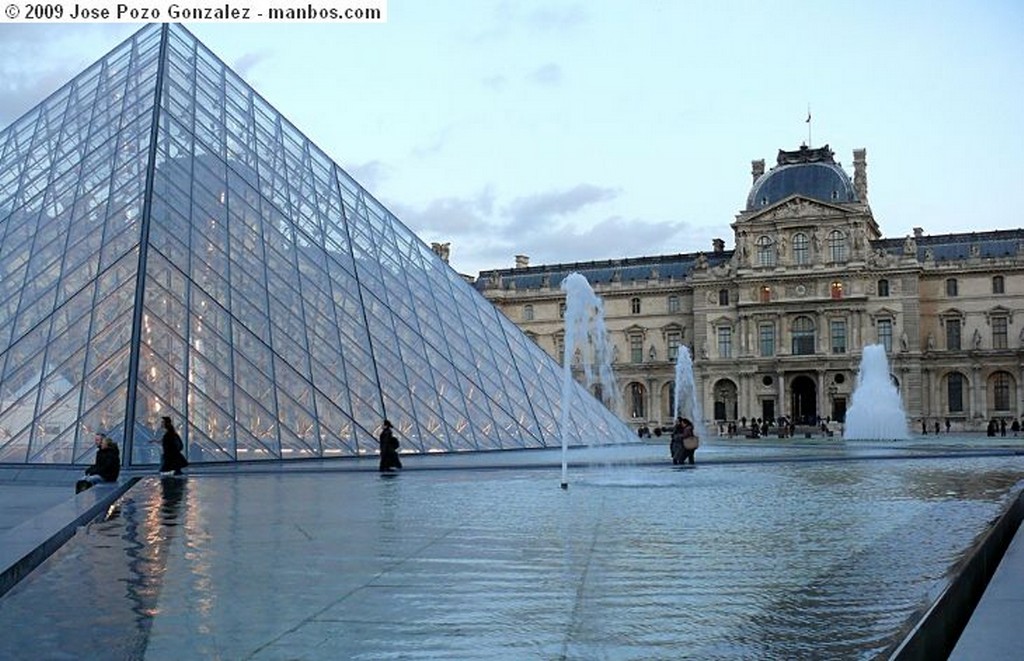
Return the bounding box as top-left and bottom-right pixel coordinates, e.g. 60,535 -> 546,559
673,345 -> 707,440
559,273 -> 618,488
843,344 -> 909,440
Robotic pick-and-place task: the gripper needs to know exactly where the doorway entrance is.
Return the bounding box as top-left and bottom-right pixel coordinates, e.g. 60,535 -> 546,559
790,375 -> 817,425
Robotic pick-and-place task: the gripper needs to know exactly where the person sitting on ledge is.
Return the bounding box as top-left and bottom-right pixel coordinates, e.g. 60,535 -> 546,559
76,434 -> 121,493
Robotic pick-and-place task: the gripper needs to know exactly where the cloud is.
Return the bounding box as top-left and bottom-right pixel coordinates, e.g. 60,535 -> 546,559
392,186 -> 496,235
481,74 -> 508,91
345,159 -> 392,190
232,50 -> 272,79
528,63 -> 563,86
527,4 -> 589,31
389,183 -> 700,275
505,184 -> 618,228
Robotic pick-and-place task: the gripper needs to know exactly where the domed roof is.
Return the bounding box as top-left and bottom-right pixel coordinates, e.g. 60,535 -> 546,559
746,144 -> 859,211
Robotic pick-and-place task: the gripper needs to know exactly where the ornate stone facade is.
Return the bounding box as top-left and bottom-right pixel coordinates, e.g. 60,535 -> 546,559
477,145 -> 1024,433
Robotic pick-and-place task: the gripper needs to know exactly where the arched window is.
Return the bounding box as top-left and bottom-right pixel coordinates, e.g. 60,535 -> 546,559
992,371 -> 1013,411
992,276 -> 1004,295
629,382 -> 646,418
522,304 -> 534,321
759,285 -> 771,303
756,235 -> 776,267
663,382 -> 675,418
630,297 -> 641,314
946,372 -> 965,413
877,279 -> 889,297
792,233 -> 809,265
792,316 -> 815,355
828,230 -> 847,263
830,281 -> 843,299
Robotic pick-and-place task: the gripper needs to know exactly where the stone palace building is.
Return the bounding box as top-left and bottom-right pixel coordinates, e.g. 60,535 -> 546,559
472,144 -> 1024,433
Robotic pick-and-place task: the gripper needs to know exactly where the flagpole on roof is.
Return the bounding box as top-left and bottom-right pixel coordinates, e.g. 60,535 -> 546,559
806,104 -> 812,147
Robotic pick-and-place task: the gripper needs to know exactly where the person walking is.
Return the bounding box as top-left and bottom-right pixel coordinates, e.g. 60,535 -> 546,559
155,416 -> 188,476
378,419 -> 402,472
76,433 -> 121,493
670,417 -> 686,465
678,417 -> 699,465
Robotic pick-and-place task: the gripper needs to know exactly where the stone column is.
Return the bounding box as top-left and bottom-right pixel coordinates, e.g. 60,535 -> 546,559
817,368 -> 827,421
972,365 -> 983,421
920,367 -> 931,419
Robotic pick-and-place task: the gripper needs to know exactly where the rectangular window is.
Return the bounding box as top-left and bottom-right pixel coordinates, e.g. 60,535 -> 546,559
718,289 -> 729,305
759,323 -> 775,357
667,295 -> 680,313
994,374 -> 1010,410
667,331 -> 681,361
993,317 -> 1008,349
946,278 -> 958,297
717,326 -> 732,358
946,319 -> 961,350
831,320 -> 847,354
877,319 -> 893,353
948,374 -> 964,413
630,334 -> 643,363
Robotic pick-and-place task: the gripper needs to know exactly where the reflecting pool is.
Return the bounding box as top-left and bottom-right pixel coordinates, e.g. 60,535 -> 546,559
1,444 -> 1022,660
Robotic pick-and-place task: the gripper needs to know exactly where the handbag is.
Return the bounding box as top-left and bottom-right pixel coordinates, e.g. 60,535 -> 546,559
683,435 -> 699,450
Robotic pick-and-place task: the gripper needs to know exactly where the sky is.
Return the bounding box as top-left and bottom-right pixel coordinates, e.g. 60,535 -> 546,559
1,1 -> 1022,277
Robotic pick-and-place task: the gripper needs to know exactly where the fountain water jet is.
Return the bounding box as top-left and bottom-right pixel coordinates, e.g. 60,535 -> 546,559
673,345 -> 707,440
560,273 -> 618,488
843,344 -> 909,440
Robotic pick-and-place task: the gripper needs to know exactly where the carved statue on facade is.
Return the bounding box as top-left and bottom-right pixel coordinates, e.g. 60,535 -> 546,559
973,328 -> 982,350
903,236 -> 917,256
900,331 -> 909,352
926,332 -> 936,352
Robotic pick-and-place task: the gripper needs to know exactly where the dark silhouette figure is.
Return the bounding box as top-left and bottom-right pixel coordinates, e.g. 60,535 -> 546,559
76,434 -> 121,493
671,417 -> 698,465
378,420 -> 402,472
157,417 -> 188,475
945,418 -> 951,433
934,420 -> 940,435
921,419 -> 928,435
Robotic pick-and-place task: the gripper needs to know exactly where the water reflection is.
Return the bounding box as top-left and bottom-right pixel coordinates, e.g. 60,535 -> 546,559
0,458 -> 1021,659
0,476 -> 190,660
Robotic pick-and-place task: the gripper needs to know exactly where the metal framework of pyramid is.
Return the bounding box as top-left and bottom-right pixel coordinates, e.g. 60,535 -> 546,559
0,24 -> 630,467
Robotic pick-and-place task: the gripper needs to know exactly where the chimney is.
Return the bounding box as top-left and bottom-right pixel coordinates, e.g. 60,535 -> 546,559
514,254 -> 530,269
751,159 -> 765,182
913,227 -> 923,239
712,238 -> 725,254
852,148 -> 868,201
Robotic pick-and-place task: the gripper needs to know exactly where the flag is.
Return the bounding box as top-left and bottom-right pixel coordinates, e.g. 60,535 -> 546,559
806,111 -> 811,123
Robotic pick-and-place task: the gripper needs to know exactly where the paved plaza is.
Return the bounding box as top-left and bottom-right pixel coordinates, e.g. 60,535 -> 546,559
1,438 -> 1023,660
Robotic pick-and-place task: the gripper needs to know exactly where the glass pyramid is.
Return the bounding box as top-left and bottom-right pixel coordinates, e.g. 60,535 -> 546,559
0,24 -> 629,466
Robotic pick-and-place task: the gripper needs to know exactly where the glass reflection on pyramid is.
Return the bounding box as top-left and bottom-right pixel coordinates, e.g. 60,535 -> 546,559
0,24 -> 630,467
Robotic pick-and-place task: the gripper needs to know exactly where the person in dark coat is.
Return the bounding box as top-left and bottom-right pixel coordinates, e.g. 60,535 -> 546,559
378,420 -> 402,472
156,416 -> 188,475
670,417 -> 685,464
678,418 -> 699,465
76,434 -> 121,493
